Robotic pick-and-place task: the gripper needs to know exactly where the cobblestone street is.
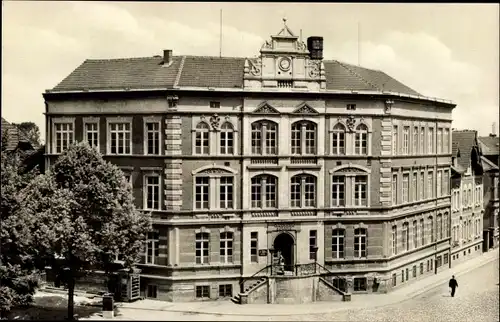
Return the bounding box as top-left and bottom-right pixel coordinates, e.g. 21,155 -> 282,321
88,258 -> 499,322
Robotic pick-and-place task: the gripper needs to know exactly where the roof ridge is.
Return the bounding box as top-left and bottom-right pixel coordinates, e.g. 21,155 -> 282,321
334,60 -> 381,91
174,56 -> 187,88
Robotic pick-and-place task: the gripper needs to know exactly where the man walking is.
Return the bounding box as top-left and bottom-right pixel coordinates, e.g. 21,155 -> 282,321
449,275 -> 458,297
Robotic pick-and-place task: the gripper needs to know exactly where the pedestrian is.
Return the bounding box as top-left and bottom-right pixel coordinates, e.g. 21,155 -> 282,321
449,275 -> 458,297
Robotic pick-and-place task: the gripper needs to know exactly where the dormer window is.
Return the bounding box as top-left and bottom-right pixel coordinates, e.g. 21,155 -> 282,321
210,101 -> 220,109
347,104 -> 357,111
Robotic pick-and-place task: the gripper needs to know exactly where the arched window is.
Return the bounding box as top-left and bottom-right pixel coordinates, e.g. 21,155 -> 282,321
290,174 -> 316,208
332,228 -> 345,259
220,122 -> 234,155
251,121 -> 277,155
195,122 -> 210,155
291,121 -> 317,155
354,228 -> 367,258
251,174 -> 278,208
354,123 -> 368,155
332,123 -> 346,155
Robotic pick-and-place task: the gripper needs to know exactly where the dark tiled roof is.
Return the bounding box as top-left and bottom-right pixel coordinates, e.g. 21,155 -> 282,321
1,117 -> 33,151
478,136 -> 499,156
51,55 -> 421,96
481,155 -> 499,172
452,130 -> 478,171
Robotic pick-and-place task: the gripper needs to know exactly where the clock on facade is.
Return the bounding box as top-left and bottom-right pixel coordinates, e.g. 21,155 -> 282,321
279,57 -> 291,72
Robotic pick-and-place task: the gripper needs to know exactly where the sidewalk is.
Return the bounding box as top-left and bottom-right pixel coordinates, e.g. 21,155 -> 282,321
115,250 -> 498,317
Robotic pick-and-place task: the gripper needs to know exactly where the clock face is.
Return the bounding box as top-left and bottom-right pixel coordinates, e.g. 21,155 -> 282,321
279,57 -> 291,71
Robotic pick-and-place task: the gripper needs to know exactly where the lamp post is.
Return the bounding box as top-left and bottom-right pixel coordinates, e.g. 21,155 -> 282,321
312,246 -> 319,274
269,248 -> 275,276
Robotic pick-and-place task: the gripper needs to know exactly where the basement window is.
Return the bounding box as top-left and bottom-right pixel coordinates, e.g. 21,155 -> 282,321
196,285 -> 210,299
347,104 -> 357,111
146,285 -> 158,299
353,277 -> 367,291
210,101 -> 221,109
218,284 -> 233,297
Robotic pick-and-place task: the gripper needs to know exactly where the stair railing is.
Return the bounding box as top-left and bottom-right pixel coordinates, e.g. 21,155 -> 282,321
239,265 -> 271,293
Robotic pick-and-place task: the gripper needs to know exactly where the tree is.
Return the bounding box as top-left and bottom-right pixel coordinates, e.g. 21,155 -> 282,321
0,149 -> 41,317
19,141 -> 151,320
15,122 -> 41,146
1,129 -> 9,151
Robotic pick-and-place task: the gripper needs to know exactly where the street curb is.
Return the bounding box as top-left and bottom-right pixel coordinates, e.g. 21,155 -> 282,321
116,252 -> 499,317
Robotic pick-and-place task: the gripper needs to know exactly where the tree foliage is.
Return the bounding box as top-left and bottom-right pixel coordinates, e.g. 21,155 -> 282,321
15,122 -> 41,146
18,141 -> 151,319
0,149 -> 41,316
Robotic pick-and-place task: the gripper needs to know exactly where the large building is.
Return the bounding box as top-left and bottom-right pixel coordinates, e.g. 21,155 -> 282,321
43,22 -> 457,302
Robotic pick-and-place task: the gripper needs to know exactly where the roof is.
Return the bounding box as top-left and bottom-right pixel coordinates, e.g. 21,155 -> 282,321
478,136 -> 499,156
50,55 -> 421,96
1,117 -> 33,151
481,155 -> 499,172
452,130 -> 478,171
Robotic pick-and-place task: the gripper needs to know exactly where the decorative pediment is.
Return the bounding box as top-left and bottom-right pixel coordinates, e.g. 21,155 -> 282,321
293,103 -> 318,115
253,103 -> 280,114
192,164 -> 238,175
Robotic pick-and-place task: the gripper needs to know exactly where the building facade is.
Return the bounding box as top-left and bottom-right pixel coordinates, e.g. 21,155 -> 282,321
43,23 -> 456,302
478,134 -> 499,250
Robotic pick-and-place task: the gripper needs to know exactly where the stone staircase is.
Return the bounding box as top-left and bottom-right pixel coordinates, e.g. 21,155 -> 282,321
231,277 -> 267,304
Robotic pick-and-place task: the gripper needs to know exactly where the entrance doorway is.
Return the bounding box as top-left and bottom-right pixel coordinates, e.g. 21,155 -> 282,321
273,233 -> 295,273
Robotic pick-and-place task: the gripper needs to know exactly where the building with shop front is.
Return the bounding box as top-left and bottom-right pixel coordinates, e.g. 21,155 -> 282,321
477,134 -> 499,250
43,21 -> 456,303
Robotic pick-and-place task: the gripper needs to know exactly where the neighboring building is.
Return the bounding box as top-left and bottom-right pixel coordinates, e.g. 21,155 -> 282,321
1,117 -> 45,172
43,22 -> 456,302
450,130 -> 484,265
478,134 -> 499,250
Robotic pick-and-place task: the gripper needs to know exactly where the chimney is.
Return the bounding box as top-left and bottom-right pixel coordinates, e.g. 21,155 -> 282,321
163,49 -> 173,66
491,122 -> 497,137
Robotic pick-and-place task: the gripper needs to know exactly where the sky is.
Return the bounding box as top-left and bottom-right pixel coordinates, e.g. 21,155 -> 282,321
2,2 -> 499,142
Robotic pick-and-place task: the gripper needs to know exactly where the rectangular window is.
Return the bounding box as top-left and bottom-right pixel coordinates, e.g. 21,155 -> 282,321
146,285 -> 158,299
391,226 -> 397,255
195,233 -> 210,264
392,274 -> 397,287
413,127 -> 418,155
145,122 -> 160,155
291,125 -> 301,154
412,172 -> 418,202
54,122 -> 74,153
84,122 -> 99,149
393,125 -> 398,155
401,269 -> 405,283
402,223 -> 409,252
195,177 -> 210,209
427,260 -> 430,272
250,232 -> 258,263
332,229 -> 345,259
145,175 -> 160,210
354,176 -> 367,206
354,130 -> 368,155
265,124 -> 277,155
430,259 -> 433,271
443,253 -> 449,265
305,123 -> 316,154
332,176 -> 345,206
309,230 -> 317,260
218,284 -> 232,297
443,128 -> 449,153
210,101 -> 221,109
428,128 -> 434,154
420,219 -> 425,246
347,104 -> 357,111
220,232 -> 233,264
392,174 -> 398,205
195,125 -> 210,155
402,174 -> 409,203
437,128 -> 443,154
405,268 -> 409,281
437,171 -> 442,198
427,171 -> 434,199
145,231 -> 159,265
430,217 -> 434,243
354,228 -> 367,258
443,170 -> 449,196
353,278 -> 367,291
332,125 -> 345,155
109,122 -> 131,155
420,127 -> 425,155
420,262 -> 424,274
413,220 -> 418,249
196,285 -> 210,299
412,265 -> 417,278
403,126 -> 410,155
219,177 -> 233,209
419,172 -> 425,200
